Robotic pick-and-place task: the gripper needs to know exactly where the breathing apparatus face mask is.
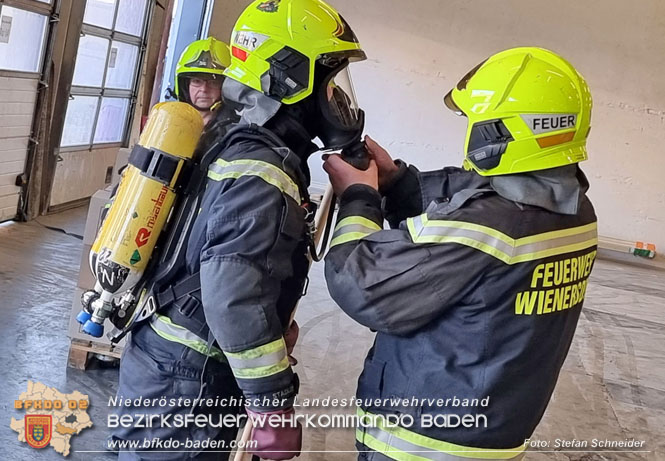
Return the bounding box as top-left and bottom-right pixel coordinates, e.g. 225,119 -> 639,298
314,59 -> 365,152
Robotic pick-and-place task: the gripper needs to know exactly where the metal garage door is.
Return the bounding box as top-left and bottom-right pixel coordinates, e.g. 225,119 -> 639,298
0,2 -> 50,222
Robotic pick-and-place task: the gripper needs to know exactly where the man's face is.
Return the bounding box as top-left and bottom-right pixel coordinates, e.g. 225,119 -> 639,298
187,76 -> 222,110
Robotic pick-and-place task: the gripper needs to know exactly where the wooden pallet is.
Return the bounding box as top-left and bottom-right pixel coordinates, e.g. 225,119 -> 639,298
67,338 -> 123,370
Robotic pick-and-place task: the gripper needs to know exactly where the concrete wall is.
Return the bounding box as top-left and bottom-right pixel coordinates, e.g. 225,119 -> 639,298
209,0 -> 665,250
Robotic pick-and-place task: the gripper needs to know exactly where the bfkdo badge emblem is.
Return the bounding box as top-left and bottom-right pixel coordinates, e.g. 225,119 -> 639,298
25,415 -> 52,449
257,0 -> 280,13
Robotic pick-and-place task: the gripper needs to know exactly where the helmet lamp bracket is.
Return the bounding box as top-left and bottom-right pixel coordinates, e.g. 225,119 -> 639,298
467,119 -> 514,170
266,47 -> 310,99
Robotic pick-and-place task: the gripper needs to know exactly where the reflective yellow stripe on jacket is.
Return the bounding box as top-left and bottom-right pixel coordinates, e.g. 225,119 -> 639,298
225,338 -> 290,380
330,216 -> 382,248
407,214 -> 597,265
357,408 -> 525,461
207,158 -> 301,204
149,314 -> 226,362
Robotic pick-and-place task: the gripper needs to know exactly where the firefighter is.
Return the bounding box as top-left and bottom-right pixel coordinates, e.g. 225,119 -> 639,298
174,37 -> 241,169
175,37 -> 230,125
112,0 -> 367,459
76,40 -> 237,339
323,47 -> 597,460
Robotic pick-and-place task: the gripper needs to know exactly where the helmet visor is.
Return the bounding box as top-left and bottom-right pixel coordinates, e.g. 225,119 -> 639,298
325,66 -> 361,129
456,59 -> 486,91
184,50 -> 226,71
444,90 -> 464,116
443,59 -> 488,116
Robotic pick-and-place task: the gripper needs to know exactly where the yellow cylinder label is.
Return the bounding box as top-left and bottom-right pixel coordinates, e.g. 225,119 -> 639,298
92,166 -> 176,271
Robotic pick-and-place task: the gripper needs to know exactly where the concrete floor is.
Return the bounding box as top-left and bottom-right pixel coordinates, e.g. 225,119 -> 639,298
1,206 -> 663,461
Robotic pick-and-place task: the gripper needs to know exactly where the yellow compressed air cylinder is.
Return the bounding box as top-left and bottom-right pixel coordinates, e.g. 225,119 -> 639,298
82,102 -> 204,336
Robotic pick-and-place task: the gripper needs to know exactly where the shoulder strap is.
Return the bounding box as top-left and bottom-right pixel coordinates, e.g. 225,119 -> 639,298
155,272 -> 201,307
426,188 -> 495,216
223,123 -> 289,150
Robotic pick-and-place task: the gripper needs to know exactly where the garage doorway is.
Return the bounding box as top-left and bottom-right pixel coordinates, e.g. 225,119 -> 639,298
0,0 -> 51,221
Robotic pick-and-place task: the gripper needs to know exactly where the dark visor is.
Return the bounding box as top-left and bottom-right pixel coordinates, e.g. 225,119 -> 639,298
456,59 -> 487,91
444,90 -> 464,116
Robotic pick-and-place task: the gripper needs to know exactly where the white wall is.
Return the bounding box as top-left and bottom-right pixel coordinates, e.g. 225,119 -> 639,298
212,0 -> 665,250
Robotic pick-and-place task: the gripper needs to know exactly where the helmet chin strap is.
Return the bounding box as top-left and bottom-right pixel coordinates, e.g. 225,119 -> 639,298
264,106 -> 319,161
190,99 -> 221,112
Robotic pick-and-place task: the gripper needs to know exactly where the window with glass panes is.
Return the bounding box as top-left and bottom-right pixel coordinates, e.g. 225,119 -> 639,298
60,0 -> 149,149
0,3 -> 49,73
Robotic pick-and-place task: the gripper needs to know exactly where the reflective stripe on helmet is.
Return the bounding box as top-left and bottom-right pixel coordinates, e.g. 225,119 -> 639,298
224,338 -> 290,379
330,216 -> 382,248
207,158 -> 301,203
356,408 -> 525,460
149,314 -> 226,362
407,214 -> 597,265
